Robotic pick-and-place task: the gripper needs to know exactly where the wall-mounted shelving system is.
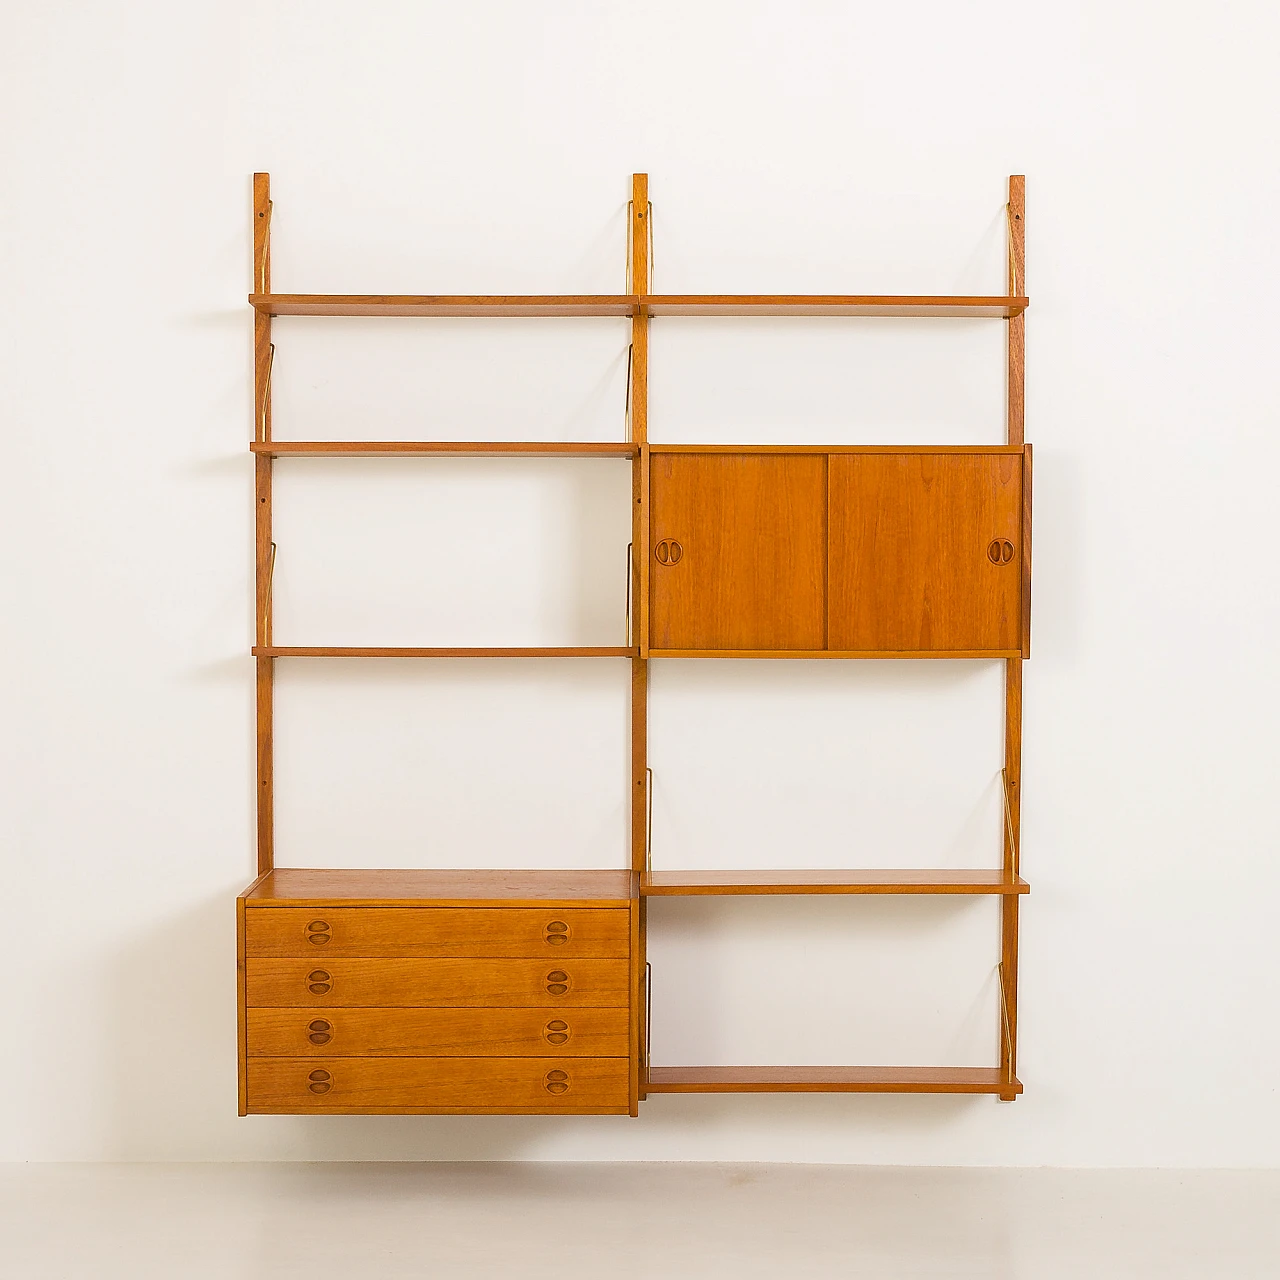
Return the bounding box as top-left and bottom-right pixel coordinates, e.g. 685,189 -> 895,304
237,173 -> 1030,1115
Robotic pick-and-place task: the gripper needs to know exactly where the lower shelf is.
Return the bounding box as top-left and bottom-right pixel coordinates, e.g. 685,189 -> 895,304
642,870 -> 1029,895
646,1066 -> 1020,1095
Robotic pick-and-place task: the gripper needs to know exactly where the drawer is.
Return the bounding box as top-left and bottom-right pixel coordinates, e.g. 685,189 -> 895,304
245,907 -> 630,959
244,957 -> 630,1008
246,1056 -> 630,1114
246,1007 -> 630,1057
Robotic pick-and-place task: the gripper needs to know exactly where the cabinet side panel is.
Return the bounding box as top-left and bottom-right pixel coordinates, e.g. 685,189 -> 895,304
649,453 -> 826,650
828,453 -> 1023,652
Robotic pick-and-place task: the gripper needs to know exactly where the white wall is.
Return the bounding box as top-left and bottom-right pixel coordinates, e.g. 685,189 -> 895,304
3,0 -> 1278,1165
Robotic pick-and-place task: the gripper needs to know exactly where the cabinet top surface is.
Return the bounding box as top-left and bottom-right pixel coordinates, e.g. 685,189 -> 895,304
241,868 -> 637,907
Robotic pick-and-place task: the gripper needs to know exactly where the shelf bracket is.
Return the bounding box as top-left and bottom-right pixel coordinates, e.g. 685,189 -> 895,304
624,342 -> 633,439
261,541 -> 277,639
257,343 -> 275,442
1001,767 -> 1019,878
645,766 -> 654,872
996,960 -> 1017,1100
644,960 -> 653,1077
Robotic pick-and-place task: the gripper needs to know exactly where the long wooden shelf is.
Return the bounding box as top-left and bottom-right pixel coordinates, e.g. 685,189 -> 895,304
251,441 -> 638,458
641,870 -> 1029,896
250,294 -> 639,317
253,646 -> 637,658
249,293 -> 1028,319
643,295 -> 1028,318
242,867 -> 637,908
646,1066 -> 1021,1094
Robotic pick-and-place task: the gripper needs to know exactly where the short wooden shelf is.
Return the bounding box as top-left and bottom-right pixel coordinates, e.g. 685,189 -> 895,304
642,295 -> 1028,318
253,646 -> 637,658
646,1066 -> 1021,1094
647,649 -> 1022,660
243,867 -> 637,908
251,441 -> 638,458
250,294 -> 639,317
249,293 -> 1028,320
641,870 -> 1030,896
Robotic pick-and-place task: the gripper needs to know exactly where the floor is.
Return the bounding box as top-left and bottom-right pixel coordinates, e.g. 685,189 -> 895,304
1,1163 -> 1276,1278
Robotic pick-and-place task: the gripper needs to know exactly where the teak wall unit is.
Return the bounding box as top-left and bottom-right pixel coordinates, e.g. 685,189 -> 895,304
237,173 -> 1031,1115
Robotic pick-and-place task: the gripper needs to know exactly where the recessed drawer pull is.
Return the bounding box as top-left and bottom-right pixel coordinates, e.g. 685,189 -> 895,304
307,969 -> 332,995
546,969 -> 569,996
307,1069 -> 332,1095
544,1069 -> 570,1095
544,920 -> 570,946
306,919 -> 331,946
544,1018 -> 570,1046
307,1018 -> 333,1046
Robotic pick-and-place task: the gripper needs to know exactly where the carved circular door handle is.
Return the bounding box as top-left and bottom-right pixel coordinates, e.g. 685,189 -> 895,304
306,919 -> 331,946
544,1019 -> 570,1046
654,539 -> 683,565
307,1069 -> 332,1095
544,1069 -> 570,1095
306,969 -> 332,995
307,1018 -> 333,1046
546,969 -> 570,996
987,538 -> 1016,565
544,920 -> 570,946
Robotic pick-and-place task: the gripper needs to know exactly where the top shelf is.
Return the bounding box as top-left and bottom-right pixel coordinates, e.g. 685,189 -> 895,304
250,294 -> 1029,319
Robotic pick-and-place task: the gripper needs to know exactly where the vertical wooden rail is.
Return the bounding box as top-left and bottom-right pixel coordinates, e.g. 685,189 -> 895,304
630,174 -> 650,1109
1000,175 -> 1025,1100
254,173 -> 274,875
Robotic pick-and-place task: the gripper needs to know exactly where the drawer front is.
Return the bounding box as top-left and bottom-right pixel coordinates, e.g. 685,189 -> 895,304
244,957 -> 630,1008
247,1056 -> 630,1113
245,907 -> 630,959
246,1008 -> 630,1057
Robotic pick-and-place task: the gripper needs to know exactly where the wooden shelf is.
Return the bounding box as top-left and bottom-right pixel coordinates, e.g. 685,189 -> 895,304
252,441 -> 638,458
646,1066 -> 1021,1094
646,649 -> 1022,660
242,867 -> 637,908
253,646 -> 637,658
648,445 -> 1025,455
250,294 -> 639,317
249,293 -> 1028,320
641,870 -> 1029,896
642,295 -> 1028,318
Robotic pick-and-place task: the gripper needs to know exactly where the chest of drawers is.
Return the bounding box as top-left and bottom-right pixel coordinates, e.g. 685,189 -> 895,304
238,869 -> 639,1116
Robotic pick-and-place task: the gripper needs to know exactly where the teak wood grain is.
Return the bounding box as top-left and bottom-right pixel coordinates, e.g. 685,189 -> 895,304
828,452 -> 1023,652
246,1008 -> 630,1058
241,868 -> 636,907
244,957 -> 630,1008
641,296 -> 1028,317
646,648 -> 1022,660
640,869 -> 1029,895
646,1066 -> 1021,1094
253,172 -> 274,877
252,646 -> 637,659
245,907 -> 630,958
649,452 -> 826,651
250,294 -> 639,317
246,1057 -> 630,1113
1007,176 -> 1026,446
629,178 -> 650,1110
251,441 -> 638,458
248,294 -> 1028,320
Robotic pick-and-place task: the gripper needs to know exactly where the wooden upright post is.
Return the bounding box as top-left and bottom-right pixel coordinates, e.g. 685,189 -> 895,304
1000,175 -> 1025,1100
630,174 -> 650,1108
254,173 -> 274,875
